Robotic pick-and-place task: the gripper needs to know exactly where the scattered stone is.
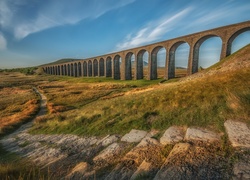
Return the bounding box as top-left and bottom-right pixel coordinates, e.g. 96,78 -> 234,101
96,135 -> 119,147
130,160 -> 152,180
185,127 -> 220,142
224,120 -> 250,149
93,143 -> 123,164
137,137 -> 160,148
154,143 -> 191,180
121,129 -> 147,143
233,161 -> 250,180
145,129 -> 159,138
154,143 -> 230,180
160,126 -> 184,145
66,162 -> 89,179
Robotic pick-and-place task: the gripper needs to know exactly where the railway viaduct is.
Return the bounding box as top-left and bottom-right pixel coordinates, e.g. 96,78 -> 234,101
43,21 -> 250,80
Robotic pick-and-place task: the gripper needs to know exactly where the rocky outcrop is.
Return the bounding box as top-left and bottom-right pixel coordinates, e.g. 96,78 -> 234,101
1,120 -> 250,179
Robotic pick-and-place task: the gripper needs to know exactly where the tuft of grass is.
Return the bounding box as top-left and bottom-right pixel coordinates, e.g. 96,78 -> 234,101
0,144 -> 53,179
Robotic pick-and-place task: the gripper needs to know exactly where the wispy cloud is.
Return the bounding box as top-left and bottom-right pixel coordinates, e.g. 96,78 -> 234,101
0,0 -> 136,40
184,2 -> 250,31
115,7 -> 192,50
0,32 -> 7,50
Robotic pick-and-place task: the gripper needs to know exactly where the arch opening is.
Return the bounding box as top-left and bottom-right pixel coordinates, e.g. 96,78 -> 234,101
61,65 -> 64,75
99,58 -> 105,76
64,65 -> 67,75
106,57 -> 112,77
71,64 -> 74,76
58,65 -> 61,75
83,61 -> 87,76
74,63 -> 77,77
227,29 -> 250,55
151,46 -> 166,79
78,62 -> 82,77
125,52 -> 135,80
88,60 -> 92,77
93,59 -> 98,77
192,35 -> 222,73
113,55 -> 121,80
137,50 -> 149,80
169,42 -> 190,78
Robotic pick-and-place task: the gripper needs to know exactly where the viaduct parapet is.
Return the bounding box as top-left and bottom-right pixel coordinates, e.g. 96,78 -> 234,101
42,21 -> 250,80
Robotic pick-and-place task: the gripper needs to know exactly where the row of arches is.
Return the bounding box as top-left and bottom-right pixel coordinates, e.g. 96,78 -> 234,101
44,23 -> 250,80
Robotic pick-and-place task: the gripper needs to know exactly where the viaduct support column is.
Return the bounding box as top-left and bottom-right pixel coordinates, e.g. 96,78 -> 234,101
165,51 -> 171,80
220,36 -> 228,60
148,51 -> 152,80
104,59 -> 107,77
134,55 -> 138,80
187,43 -> 195,76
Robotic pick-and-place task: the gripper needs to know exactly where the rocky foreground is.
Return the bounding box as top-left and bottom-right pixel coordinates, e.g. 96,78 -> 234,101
1,88 -> 250,179
1,118 -> 250,180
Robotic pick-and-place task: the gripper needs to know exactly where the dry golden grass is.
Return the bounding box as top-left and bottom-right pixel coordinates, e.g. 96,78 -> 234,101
0,74 -> 40,135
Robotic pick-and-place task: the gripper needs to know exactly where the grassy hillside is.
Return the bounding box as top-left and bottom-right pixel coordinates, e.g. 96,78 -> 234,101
30,45 -> 250,136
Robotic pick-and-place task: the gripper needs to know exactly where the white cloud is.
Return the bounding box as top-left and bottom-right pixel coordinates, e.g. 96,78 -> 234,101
184,3 -> 250,30
0,33 -> 7,50
115,7 -> 192,50
1,0 -> 136,40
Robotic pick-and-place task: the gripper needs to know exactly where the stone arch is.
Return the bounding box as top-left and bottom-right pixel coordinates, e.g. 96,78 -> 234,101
78,62 -> 82,77
67,64 -> 70,76
88,60 -> 92,77
113,55 -> 121,80
125,52 -> 134,80
62,64 -> 67,76
137,49 -> 149,80
70,63 -> 73,76
54,66 -> 57,75
73,63 -> 77,77
58,65 -> 61,75
169,41 -> 190,78
226,27 -> 250,56
93,59 -> 98,77
192,35 -> 222,74
150,46 -> 166,79
61,65 -> 64,75
83,61 -> 87,76
52,66 -> 55,75
99,58 -> 105,76
106,57 -> 112,77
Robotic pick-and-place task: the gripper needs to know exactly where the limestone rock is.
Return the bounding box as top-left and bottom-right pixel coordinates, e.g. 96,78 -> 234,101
66,162 -> 89,179
93,143 -> 122,163
185,127 -> 220,142
96,135 -> 119,147
160,126 -> 184,145
233,161 -> 250,180
130,160 -> 152,180
224,120 -> 250,149
154,143 -> 191,180
137,137 -> 160,148
121,129 -> 148,143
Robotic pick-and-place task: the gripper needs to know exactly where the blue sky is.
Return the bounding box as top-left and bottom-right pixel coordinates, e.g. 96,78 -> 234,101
0,0 -> 250,69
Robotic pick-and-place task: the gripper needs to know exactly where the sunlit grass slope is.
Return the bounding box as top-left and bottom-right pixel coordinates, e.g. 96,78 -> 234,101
0,85 -> 40,136
31,45 -> 250,136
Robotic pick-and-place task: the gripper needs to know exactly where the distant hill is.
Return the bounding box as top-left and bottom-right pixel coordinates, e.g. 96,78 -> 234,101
40,58 -> 81,66
131,61 -> 148,66
41,59 -> 149,67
